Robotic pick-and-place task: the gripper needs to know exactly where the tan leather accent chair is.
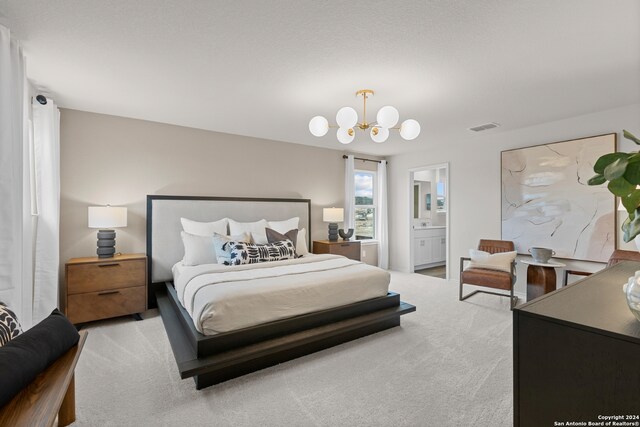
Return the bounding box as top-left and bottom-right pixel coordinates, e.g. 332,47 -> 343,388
459,239 -> 518,309
563,249 -> 640,286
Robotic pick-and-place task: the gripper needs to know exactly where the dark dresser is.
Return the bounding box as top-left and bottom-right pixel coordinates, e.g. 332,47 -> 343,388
513,261 -> 640,427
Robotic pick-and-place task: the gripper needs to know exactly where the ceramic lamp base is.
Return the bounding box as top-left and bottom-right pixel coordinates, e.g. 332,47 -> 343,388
328,223 -> 339,241
96,229 -> 116,258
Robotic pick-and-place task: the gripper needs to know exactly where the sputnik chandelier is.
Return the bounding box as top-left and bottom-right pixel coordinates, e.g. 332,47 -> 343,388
308,89 -> 420,144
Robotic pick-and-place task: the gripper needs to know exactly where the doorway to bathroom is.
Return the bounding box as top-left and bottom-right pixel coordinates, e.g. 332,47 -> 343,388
409,163 -> 450,280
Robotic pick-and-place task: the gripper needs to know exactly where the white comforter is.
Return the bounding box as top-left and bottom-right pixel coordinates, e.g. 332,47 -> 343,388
172,254 -> 390,335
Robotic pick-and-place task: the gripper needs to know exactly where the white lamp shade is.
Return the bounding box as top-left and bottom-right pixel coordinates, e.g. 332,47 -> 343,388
309,115 -> 329,137
371,126 -> 389,143
88,206 -> 127,228
400,119 -> 421,140
337,127 -> 355,144
376,106 -> 399,128
323,207 -> 344,222
336,107 -> 358,129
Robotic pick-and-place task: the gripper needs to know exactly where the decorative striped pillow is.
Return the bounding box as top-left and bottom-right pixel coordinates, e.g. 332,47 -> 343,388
227,240 -> 296,265
0,302 -> 22,347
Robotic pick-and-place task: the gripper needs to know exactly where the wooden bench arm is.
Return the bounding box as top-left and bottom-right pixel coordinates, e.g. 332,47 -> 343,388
0,330 -> 88,427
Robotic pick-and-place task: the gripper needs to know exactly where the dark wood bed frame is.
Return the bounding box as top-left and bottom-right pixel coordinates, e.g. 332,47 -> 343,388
147,195 -> 416,389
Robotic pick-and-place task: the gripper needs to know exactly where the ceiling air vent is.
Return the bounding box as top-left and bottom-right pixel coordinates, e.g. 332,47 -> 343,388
469,122 -> 500,132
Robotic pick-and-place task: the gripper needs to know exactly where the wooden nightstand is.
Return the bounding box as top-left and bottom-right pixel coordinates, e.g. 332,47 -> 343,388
313,240 -> 361,261
65,253 -> 147,324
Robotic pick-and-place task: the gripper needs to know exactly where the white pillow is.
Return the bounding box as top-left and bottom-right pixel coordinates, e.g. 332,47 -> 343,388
466,249 -> 517,273
181,231 -> 216,266
229,219 -> 268,244
181,217 -> 228,236
212,232 -> 251,265
267,217 -> 300,234
296,228 -> 309,256
248,232 -> 269,244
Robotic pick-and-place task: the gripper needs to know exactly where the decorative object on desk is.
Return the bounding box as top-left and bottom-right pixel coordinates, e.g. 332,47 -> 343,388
88,205 -> 127,258
323,207 -> 343,241
308,89 -> 420,144
587,130 -> 640,244
502,133 -> 616,262
624,272 -> 640,322
338,228 -> 354,241
528,247 -> 555,264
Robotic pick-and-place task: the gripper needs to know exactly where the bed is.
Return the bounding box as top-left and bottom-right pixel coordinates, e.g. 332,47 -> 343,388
147,195 -> 415,389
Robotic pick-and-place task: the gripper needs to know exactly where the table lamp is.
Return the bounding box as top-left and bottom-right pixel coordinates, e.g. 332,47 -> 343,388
323,207 -> 343,241
88,205 -> 127,258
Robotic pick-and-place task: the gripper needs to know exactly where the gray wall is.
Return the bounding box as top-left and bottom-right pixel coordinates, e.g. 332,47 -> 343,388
60,109 -> 379,270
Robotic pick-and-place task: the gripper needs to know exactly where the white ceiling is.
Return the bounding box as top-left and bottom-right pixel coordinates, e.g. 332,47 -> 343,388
3,0 -> 639,156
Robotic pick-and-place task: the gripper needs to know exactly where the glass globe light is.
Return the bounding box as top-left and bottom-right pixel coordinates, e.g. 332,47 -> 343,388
376,106 -> 399,128
370,126 -> 389,143
400,119 -> 420,140
337,127 -> 355,145
336,107 -> 358,129
308,116 -> 329,137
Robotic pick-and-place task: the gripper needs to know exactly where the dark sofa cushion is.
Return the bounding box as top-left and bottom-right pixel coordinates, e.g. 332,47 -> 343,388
0,302 -> 22,347
0,309 -> 79,407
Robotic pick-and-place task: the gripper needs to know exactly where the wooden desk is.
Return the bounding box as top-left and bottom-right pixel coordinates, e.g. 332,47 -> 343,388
513,261 -> 640,427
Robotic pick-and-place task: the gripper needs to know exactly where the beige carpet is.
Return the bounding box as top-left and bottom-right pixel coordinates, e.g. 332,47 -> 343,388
73,272 -> 513,426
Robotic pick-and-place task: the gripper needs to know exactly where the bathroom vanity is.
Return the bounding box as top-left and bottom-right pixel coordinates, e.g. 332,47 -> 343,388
413,226 -> 446,268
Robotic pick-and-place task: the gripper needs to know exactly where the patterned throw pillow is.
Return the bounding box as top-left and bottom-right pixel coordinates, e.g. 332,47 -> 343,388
213,232 -> 251,265
227,240 -> 296,265
0,302 -> 22,347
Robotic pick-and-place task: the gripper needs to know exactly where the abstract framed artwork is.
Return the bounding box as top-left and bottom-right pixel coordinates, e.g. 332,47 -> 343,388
501,133 -> 617,262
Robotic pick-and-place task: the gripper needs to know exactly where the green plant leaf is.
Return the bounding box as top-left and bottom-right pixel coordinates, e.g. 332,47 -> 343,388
604,158 -> 628,181
624,161 -> 640,184
593,152 -> 629,174
623,209 -> 640,242
608,177 -> 635,196
627,152 -> 640,163
587,174 -> 606,185
624,129 -> 640,145
622,190 -> 640,214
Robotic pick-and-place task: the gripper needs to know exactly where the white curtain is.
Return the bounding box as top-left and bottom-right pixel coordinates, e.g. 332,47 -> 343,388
32,100 -> 60,325
344,155 -> 355,231
0,24 -> 60,328
376,160 -> 389,269
0,24 -> 32,326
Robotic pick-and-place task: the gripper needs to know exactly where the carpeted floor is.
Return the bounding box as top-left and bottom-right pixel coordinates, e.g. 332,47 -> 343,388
73,272 -> 513,426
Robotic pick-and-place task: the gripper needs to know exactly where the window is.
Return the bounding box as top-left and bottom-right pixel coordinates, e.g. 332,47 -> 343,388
354,170 -> 376,240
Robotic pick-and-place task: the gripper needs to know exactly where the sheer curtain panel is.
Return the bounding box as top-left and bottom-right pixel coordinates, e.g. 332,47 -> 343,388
376,160 -> 389,269
344,155 -> 355,231
32,100 -> 60,324
0,24 -> 32,327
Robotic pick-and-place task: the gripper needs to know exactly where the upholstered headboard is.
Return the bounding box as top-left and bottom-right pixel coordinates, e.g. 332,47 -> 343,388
146,195 -> 311,287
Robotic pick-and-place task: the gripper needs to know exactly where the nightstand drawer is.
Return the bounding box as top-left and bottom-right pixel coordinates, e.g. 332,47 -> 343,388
67,286 -> 146,324
313,240 -> 361,261
67,259 -> 146,294
328,243 -> 360,259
